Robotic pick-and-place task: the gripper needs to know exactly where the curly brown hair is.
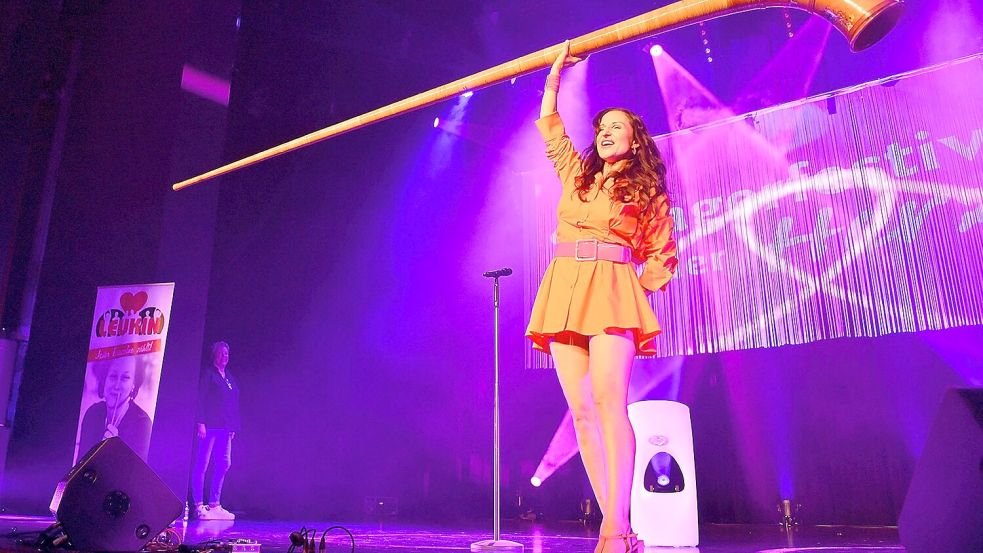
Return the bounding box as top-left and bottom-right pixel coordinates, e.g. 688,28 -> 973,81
574,108 -> 669,213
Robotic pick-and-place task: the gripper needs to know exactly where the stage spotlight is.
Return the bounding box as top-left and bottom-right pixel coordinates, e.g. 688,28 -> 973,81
433,117 -> 440,128
649,44 -> 664,57
461,90 -> 474,99
530,476 -> 542,487
510,77 -> 516,85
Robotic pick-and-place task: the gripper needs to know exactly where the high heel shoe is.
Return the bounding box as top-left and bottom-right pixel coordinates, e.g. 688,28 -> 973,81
595,532 -> 641,553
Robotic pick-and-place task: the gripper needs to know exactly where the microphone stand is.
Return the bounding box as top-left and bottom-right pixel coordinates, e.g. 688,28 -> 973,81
471,268 -> 522,553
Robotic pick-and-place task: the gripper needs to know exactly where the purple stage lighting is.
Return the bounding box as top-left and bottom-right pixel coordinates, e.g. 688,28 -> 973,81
530,476 -> 542,487
432,117 -> 440,128
650,44 -> 664,57
180,64 -> 231,107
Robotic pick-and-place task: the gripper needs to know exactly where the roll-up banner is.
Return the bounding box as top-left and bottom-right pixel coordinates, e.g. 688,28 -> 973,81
73,283 -> 175,462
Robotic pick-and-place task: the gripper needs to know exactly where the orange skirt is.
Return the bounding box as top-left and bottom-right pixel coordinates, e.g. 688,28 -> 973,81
525,257 -> 662,356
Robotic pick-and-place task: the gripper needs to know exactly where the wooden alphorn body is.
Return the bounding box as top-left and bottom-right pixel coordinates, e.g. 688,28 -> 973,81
172,0 -> 904,191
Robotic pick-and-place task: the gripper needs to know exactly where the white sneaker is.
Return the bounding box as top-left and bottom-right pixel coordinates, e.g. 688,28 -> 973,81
207,504 -> 235,520
194,504 -> 211,519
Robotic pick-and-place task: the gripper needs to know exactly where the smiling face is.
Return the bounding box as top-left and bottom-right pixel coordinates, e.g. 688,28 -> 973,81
213,344 -> 230,370
595,110 -> 638,164
103,360 -> 136,409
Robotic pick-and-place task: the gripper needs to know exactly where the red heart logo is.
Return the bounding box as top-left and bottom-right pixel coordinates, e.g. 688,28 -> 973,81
120,291 -> 148,314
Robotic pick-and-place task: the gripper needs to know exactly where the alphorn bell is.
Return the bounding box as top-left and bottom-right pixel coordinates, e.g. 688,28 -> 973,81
172,0 -> 905,191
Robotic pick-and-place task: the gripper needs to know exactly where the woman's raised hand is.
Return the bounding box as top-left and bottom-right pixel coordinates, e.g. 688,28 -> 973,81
550,40 -> 584,75
542,40 -> 583,117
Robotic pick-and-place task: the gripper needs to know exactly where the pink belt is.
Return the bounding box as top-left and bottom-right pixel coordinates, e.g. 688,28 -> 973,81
555,239 -> 631,263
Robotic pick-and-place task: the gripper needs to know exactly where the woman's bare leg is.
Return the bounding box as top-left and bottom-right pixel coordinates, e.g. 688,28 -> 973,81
551,334 -> 608,513
588,331 -> 637,538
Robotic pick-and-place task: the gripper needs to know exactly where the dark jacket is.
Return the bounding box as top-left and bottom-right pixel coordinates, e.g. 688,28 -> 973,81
77,400 -> 153,460
195,366 -> 241,431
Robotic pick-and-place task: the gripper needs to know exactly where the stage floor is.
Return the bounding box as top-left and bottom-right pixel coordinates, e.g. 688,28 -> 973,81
0,515 -> 903,553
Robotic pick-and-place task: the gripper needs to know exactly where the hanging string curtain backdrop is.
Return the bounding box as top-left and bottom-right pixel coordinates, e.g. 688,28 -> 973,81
525,54 -> 983,368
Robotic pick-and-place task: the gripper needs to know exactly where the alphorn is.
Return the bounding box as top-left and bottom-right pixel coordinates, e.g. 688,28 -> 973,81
172,0 -> 904,191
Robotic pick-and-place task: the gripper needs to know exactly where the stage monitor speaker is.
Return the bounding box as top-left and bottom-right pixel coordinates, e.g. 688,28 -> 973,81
49,437 -> 182,552
898,387 -> 983,553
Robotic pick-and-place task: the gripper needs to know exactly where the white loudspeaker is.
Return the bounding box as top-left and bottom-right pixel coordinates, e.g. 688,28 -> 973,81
628,400 -> 699,547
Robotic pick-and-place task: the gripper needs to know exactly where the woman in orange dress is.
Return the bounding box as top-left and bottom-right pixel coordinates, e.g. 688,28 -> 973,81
527,41 -> 678,553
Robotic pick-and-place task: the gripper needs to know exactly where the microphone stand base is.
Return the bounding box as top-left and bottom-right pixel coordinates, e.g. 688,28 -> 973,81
470,539 -> 524,552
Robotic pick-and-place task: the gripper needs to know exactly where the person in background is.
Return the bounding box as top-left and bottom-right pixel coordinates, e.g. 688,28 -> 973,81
190,341 -> 240,520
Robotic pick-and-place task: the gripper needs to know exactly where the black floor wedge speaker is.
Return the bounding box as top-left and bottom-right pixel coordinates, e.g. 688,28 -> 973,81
898,387 -> 983,553
50,437 -> 183,551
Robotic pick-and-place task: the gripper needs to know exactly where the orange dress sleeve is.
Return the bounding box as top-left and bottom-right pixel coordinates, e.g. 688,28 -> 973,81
535,112 -> 581,191
636,194 -> 679,293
